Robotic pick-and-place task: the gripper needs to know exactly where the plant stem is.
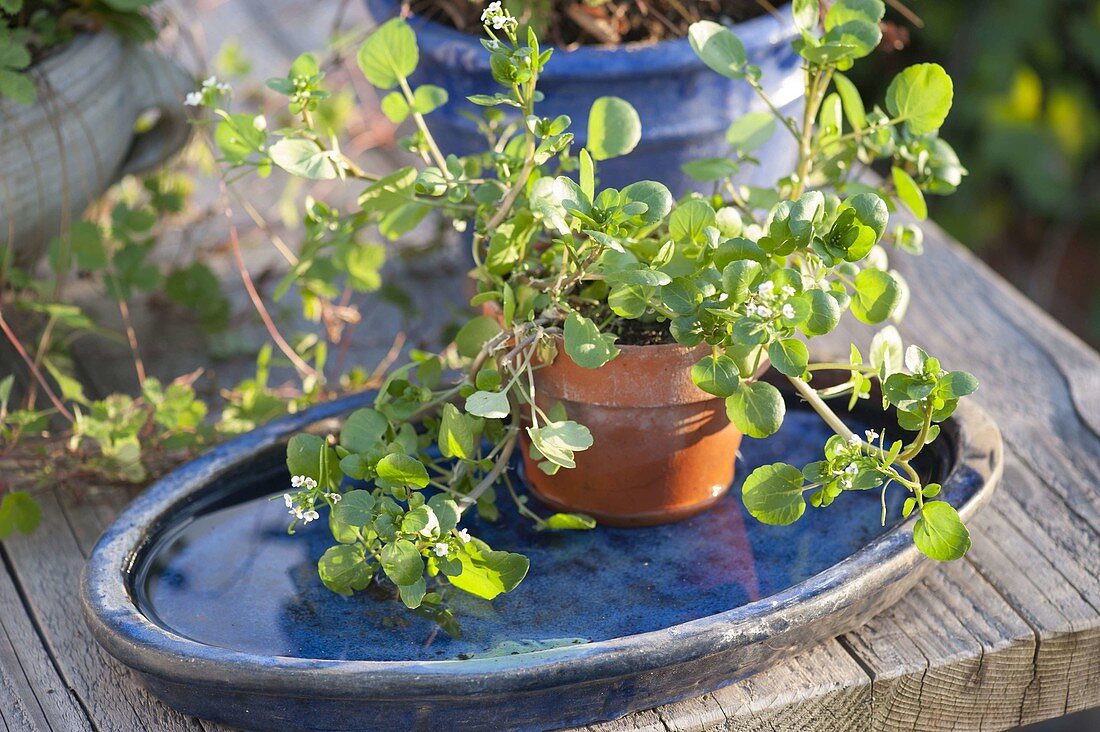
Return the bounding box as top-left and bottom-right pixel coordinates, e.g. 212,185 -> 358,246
398,77 -> 451,176
788,374 -> 858,443
0,310 -> 73,421
456,428 -> 518,515
217,179 -> 318,381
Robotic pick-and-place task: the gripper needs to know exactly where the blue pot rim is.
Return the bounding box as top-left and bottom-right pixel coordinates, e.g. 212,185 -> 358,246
81,384 -> 1001,700
364,0 -> 798,80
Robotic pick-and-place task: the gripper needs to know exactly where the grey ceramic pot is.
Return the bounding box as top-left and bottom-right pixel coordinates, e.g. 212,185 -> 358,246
0,33 -> 192,265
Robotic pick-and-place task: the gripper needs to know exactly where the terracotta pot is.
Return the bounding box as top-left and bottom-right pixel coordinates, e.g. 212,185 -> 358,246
521,340 -> 744,526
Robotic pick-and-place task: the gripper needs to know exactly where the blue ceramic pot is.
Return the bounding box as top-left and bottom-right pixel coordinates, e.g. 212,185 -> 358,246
364,0 -> 802,195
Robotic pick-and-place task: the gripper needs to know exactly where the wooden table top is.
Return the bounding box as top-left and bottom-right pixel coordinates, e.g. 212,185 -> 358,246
2,213 -> 1099,732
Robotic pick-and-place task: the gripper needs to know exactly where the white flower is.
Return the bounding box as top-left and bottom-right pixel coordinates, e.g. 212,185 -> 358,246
291,475 -> 305,488
302,510 -> 320,524
755,305 -> 773,319
184,91 -> 204,107
433,542 -> 450,557
841,477 -> 854,489
848,434 -> 862,446
781,285 -> 796,297
457,528 -> 471,544
745,303 -> 758,317
283,493 -> 294,508
781,303 -> 796,319
757,281 -> 775,297
865,429 -> 880,442
481,1 -> 502,22
327,492 -> 342,503
201,75 -> 218,89
844,462 -> 859,475
216,81 -> 231,93
419,511 -> 440,537
252,114 -> 267,131
491,14 -> 510,29
304,477 -> 317,490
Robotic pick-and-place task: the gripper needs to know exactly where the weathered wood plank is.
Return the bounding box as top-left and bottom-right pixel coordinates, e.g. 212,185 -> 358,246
0,551 -> 92,732
1,484 -> 203,732
967,457 -> 1100,724
840,558 -> 1035,730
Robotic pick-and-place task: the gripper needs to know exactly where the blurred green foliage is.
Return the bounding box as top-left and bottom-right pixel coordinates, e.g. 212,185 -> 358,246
853,0 -> 1100,342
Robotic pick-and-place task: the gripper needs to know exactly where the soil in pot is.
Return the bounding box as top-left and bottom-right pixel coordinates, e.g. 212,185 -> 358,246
407,0 -> 775,46
521,322 -> 747,527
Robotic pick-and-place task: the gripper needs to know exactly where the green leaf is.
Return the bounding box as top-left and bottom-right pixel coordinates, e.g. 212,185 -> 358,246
586,96 -> 641,161
682,157 -> 740,182
620,181 -> 673,226
832,72 -> 866,129
380,539 -> 424,585
607,283 -> 652,319
465,390 -> 511,419
564,312 -> 619,369
398,577 -> 427,608
454,315 -> 503,359
527,420 -> 593,470
669,199 -> 716,244
448,538 -> 530,600
42,359 -> 87,406
0,69 -> 35,105
269,138 -> 338,180
543,513 -> 597,530
802,289 -> 842,336
412,84 -> 448,114
286,433 -> 325,482
0,491 -> 41,539
885,63 -> 954,136
357,17 -> 419,89
845,192 -> 888,243
428,494 -> 460,533
939,371 -> 979,399
850,268 -> 901,324
792,0 -> 820,32
725,381 -> 786,438
870,325 -> 905,377
742,463 -> 806,525
0,374 -> 12,413
214,113 -> 266,163
891,166 -> 927,220
438,403 -> 476,460
379,91 -> 409,123
318,545 -> 373,596
376,453 -> 429,488
913,501 -> 971,560
332,490 -> 376,529
688,20 -> 747,79
661,278 -> 702,315
691,354 -> 741,397
768,338 -> 810,377
341,408 -> 389,452
725,112 -> 777,154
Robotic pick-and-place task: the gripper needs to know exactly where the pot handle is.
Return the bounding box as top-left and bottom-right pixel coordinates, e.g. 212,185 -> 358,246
115,46 -> 194,179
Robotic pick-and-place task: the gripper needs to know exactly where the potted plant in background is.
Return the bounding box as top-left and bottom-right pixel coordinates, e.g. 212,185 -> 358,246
0,0 -> 192,266
196,0 -> 974,625
364,0 -> 803,195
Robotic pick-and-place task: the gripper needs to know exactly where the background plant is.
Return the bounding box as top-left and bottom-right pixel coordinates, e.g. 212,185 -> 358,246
0,0 -> 161,103
853,0 -> 1100,346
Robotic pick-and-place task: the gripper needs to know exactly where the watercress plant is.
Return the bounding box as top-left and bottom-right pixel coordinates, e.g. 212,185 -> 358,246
199,0 -> 977,628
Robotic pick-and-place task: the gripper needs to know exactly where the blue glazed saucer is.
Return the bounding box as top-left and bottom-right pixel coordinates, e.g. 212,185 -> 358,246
82,387 -> 1001,731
